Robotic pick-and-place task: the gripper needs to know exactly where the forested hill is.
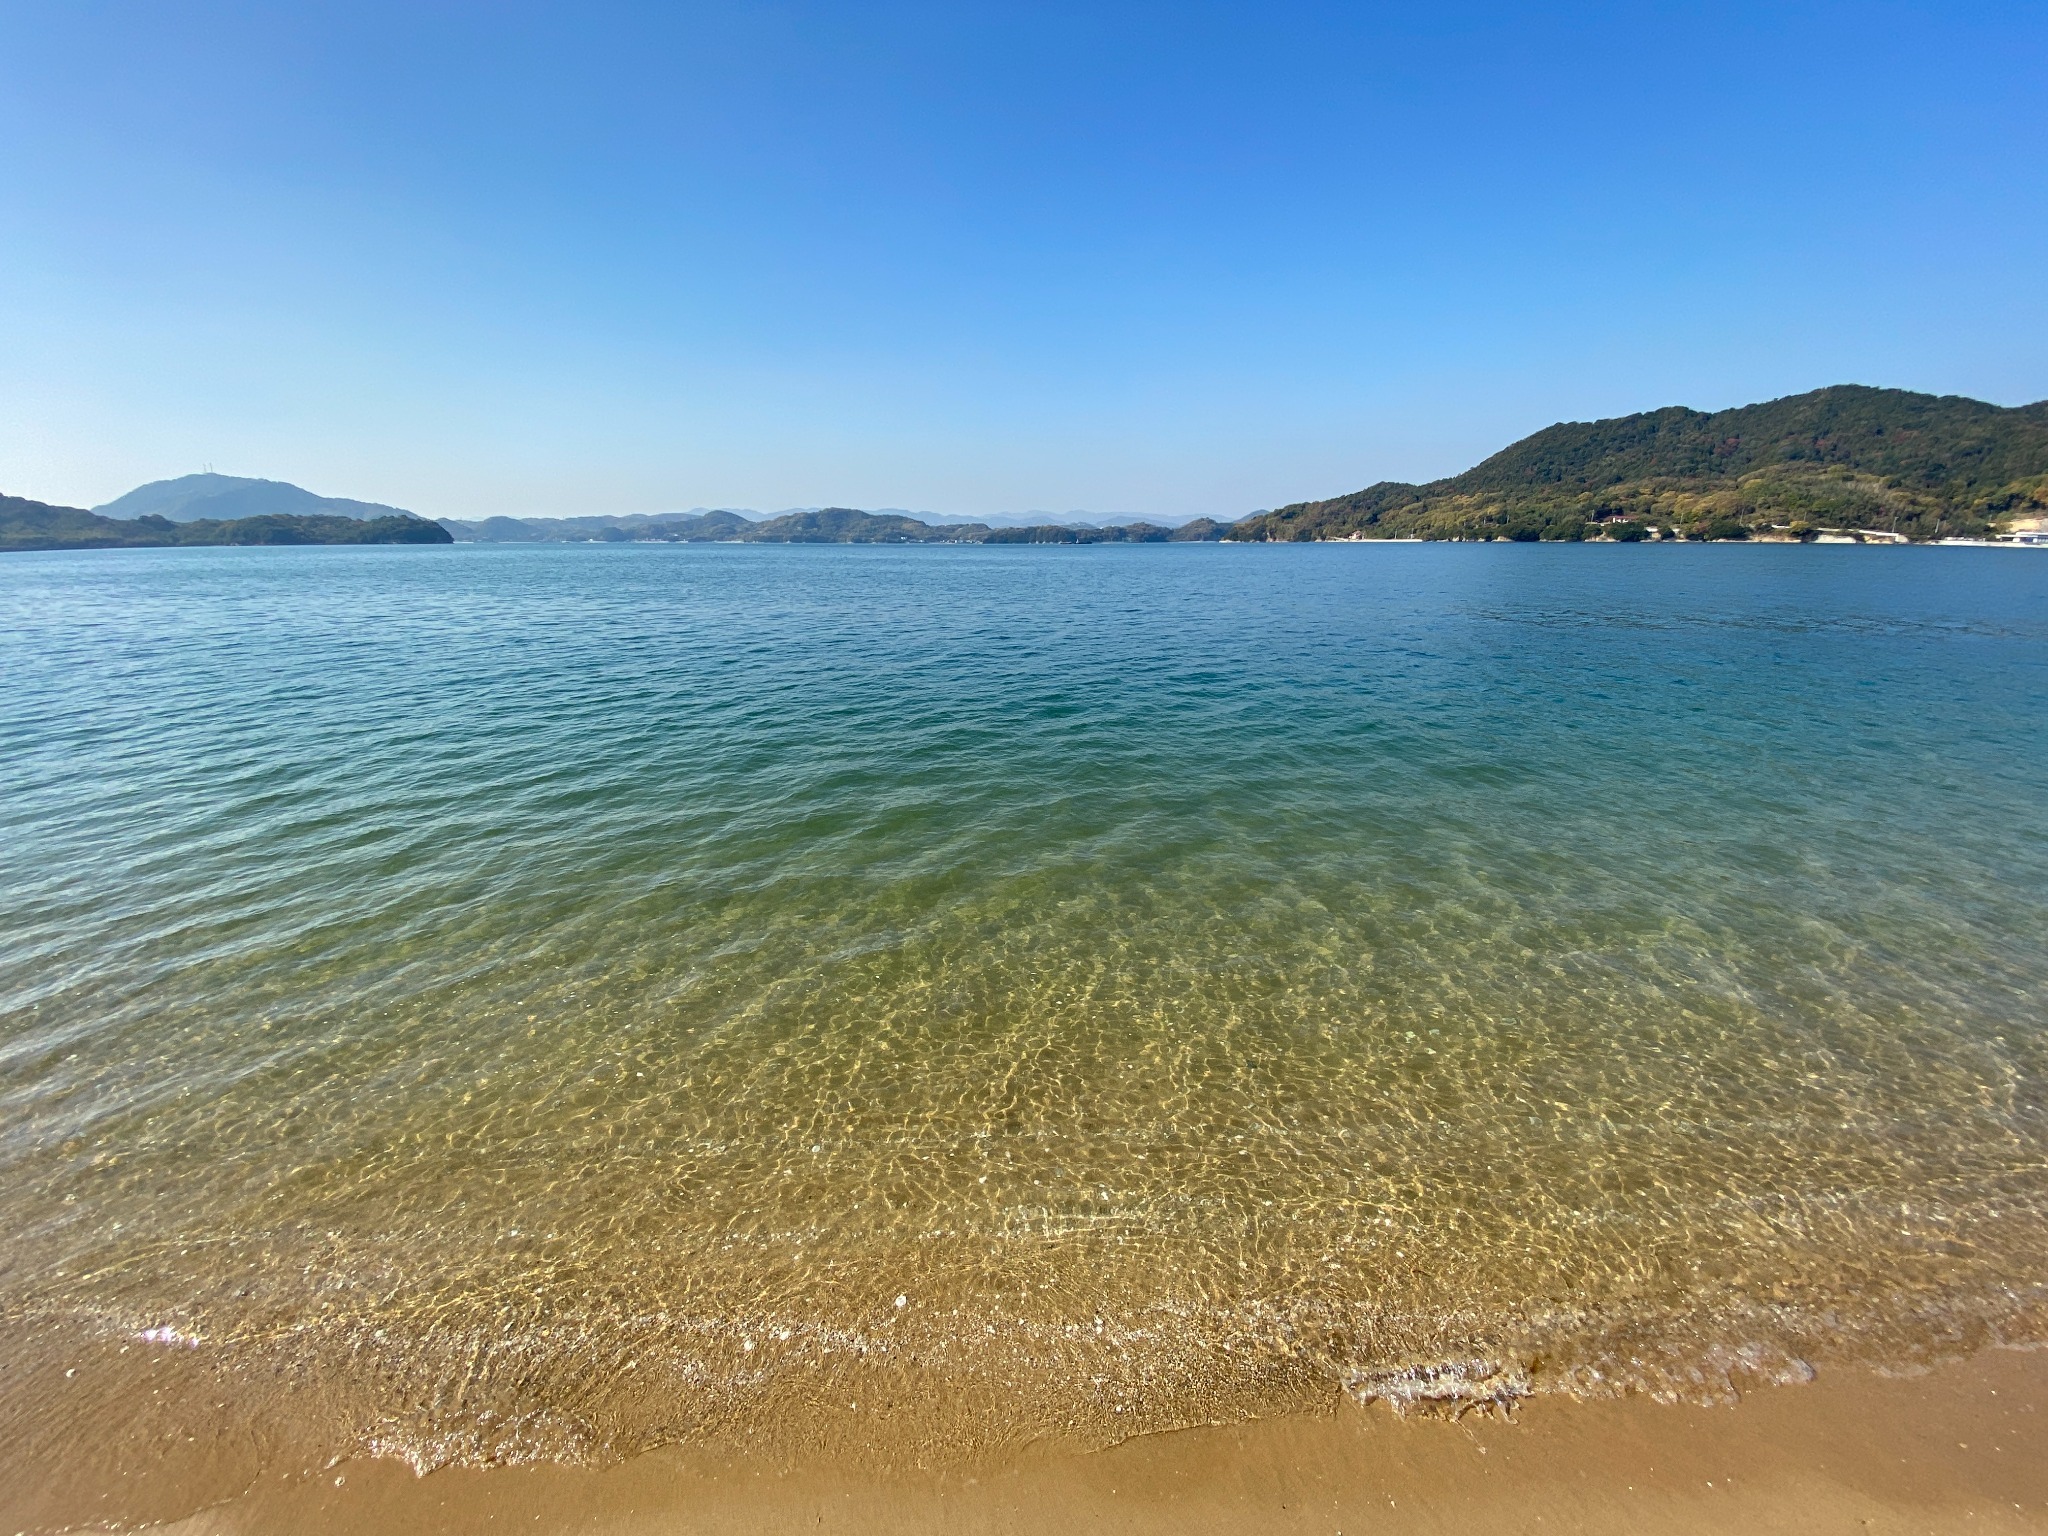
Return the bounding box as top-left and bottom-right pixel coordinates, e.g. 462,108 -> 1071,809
1232,386 -> 2048,542
1,494 -> 453,551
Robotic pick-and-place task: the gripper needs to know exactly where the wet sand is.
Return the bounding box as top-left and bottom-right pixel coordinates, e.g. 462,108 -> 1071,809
132,1347 -> 2048,1536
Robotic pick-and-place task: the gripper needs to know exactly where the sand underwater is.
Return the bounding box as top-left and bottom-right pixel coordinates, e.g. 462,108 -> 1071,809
3,540 -> 2046,1529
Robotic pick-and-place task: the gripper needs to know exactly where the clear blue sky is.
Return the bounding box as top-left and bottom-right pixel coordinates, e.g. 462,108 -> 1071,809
2,1 -> 2043,520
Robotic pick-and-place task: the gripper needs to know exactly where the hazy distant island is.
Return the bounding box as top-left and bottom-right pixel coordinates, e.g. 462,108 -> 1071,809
436,506 -> 1231,544
0,477 -> 1224,552
5,386 -> 2045,553
94,471 -> 421,525
1,472 -> 454,552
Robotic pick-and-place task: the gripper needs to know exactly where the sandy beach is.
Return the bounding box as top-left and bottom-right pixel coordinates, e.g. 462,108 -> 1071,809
114,1347 -> 2044,1536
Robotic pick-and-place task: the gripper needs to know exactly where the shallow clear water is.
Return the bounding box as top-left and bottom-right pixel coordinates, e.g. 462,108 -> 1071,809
2,543 -> 2046,1505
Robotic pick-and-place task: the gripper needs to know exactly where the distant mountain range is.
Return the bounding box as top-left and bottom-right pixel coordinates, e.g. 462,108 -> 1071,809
446,387 -> 2048,545
0,483 -> 1223,552
9,386 -> 2046,554
74,473 -> 1220,545
436,508 -> 1228,543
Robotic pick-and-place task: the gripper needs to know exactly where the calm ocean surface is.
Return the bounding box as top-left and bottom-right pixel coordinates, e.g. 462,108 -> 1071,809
3,542 -> 2046,1506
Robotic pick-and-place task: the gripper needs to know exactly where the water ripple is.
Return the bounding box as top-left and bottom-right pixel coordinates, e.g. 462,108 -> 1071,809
1,543 -> 2046,1510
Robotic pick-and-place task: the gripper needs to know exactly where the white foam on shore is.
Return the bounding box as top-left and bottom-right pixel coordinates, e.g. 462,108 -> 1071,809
1343,1357 -> 1531,1416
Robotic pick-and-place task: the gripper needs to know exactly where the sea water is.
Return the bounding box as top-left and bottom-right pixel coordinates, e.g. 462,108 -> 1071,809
2,542 -> 2045,1513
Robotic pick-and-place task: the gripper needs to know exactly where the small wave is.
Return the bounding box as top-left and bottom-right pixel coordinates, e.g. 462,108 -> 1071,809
1342,1357 -> 1530,1416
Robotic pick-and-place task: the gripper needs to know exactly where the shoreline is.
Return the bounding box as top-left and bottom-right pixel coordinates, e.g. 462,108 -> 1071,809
128,1346 -> 2048,1536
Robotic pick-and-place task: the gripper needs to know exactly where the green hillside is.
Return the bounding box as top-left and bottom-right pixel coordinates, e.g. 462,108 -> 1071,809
744,507 -> 985,542
1231,386 -> 2048,542
2,494 -> 453,552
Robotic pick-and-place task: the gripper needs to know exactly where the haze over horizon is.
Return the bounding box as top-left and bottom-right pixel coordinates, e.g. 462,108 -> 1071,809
3,1 -> 2044,520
